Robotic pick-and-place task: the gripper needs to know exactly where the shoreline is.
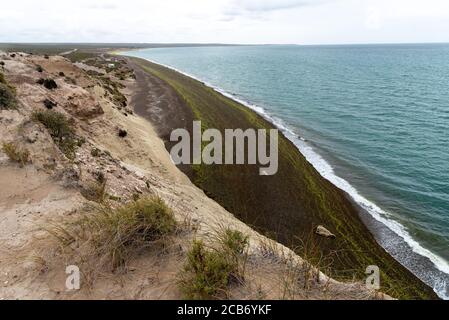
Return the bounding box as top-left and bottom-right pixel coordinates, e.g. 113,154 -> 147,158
119,52 -> 440,299
119,50 -> 448,300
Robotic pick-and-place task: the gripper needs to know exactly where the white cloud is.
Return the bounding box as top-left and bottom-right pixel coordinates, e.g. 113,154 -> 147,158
0,0 -> 449,44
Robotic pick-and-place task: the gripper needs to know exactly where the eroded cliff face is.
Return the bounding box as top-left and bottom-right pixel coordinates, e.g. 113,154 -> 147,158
0,51 -> 385,300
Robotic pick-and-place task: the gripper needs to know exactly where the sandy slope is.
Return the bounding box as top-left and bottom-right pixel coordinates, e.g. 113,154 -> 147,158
0,51 -> 384,300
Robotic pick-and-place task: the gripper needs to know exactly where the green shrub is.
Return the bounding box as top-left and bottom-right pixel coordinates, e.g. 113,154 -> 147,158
179,229 -> 249,300
220,229 -> 249,255
179,241 -> 236,300
2,142 -> 30,167
32,110 -> 78,159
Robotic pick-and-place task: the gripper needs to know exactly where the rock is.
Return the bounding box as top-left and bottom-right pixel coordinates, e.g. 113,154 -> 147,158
134,186 -> 143,194
59,165 -> 80,188
25,130 -> 39,143
315,225 -> 336,239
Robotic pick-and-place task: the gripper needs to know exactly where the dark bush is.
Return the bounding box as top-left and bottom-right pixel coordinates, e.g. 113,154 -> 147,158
36,65 -> 44,73
37,78 -> 57,90
43,79 -> 57,90
118,129 -> 128,138
44,55 -> 49,59
59,72 -> 65,77
43,99 -> 57,109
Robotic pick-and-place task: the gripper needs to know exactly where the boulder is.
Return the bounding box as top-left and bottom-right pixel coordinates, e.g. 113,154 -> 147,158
315,225 -> 336,239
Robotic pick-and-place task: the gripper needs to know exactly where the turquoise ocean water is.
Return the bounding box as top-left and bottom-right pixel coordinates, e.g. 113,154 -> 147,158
124,44 -> 449,298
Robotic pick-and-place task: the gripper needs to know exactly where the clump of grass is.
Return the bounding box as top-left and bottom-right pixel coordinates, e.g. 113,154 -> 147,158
32,110 -> 78,159
2,142 -> 30,167
178,229 -> 249,300
49,196 -> 177,272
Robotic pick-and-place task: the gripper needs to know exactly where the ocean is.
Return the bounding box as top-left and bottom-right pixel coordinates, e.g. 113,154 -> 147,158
123,44 -> 449,298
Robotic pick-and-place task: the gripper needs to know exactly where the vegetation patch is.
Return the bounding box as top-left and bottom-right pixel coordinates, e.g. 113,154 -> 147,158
43,99 -> 57,109
49,196 -> 177,272
118,129 -> 128,138
32,110 -> 79,159
178,229 -> 249,300
37,78 -> 58,90
2,142 -> 30,166
0,72 -> 17,110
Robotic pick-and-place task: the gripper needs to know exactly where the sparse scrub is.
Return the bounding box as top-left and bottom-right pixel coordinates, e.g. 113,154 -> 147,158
49,196 -> 177,272
0,72 -> 17,110
178,229 -> 249,300
2,142 -> 30,166
32,110 -> 78,159
0,83 -> 17,110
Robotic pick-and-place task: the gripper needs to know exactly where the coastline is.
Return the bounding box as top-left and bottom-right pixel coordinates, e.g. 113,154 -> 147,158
119,52 -> 440,299
119,51 -> 449,299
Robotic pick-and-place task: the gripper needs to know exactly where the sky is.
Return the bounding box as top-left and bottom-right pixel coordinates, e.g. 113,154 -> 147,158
1,0 -> 449,44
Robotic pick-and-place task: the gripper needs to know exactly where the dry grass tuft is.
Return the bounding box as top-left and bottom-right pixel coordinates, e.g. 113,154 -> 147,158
47,196 -> 178,280
2,142 -> 30,166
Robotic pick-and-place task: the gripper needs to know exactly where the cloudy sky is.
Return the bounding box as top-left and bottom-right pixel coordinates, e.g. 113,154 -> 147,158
1,0 -> 449,44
